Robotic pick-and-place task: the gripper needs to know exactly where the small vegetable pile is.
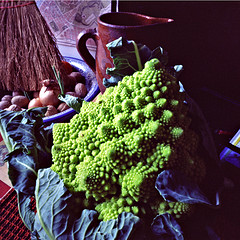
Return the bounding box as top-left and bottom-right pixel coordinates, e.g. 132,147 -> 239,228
0,61 -> 87,117
51,56 -> 213,223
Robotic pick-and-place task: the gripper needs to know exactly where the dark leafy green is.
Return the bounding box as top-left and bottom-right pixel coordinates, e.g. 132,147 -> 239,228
103,37 -> 168,88
151,213 -> 183,240
32,168 -> 141,240
17,192 -> 36,231
155,170 -> 212,205
7,149 -> 38,194
0,108 -> 53,232
58,94 -> 83,113
171,65 -> 184,78
184,92 -> 219,163
0,108 -> 53,193
0,108 -> 48,152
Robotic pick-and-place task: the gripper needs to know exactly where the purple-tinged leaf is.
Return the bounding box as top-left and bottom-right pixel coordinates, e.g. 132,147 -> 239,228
155,170 -> 212,205
151,213 -> 183,240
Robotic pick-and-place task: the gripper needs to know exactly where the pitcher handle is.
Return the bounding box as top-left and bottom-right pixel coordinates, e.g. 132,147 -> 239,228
76,29 -> 98,73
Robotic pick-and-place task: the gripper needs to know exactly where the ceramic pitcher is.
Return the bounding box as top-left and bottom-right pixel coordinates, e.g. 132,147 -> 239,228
77,12 -> 174,93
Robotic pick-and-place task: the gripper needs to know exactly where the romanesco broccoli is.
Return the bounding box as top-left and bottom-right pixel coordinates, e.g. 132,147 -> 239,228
51,58 -> 206,221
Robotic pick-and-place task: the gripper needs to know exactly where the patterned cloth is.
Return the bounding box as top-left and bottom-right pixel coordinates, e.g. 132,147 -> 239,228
0,188 -> 31,240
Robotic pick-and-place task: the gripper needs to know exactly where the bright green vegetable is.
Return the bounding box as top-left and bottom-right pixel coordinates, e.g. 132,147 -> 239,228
51,58 -> 206,221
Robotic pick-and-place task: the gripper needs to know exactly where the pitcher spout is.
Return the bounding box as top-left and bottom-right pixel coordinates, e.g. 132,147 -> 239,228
98,12 -> 174,27
144,15 -> 174,25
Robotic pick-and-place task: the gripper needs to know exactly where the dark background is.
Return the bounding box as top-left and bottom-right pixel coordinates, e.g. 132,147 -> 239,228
115,1 -> 240,135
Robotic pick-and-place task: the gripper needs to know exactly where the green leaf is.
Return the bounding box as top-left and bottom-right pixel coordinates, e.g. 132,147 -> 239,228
103,37 -> 168,87
6,149 -> 38,194
17,192 -> 36,231
58,94 -> 83,113
149,46 -> 168,66
155,170 -> 212,205
33,168 -> 74,240
103,75 -> 123,88
167,65 -> 184,79
87,211 -> 141,240
0,108 -> 52,193
151,213 -> 184,240
0,108 -> 47,152
33,168 -> 141,240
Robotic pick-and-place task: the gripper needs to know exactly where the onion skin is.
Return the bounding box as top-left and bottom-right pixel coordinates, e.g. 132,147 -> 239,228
28,98 -> 43,109
39,80 -> 61,107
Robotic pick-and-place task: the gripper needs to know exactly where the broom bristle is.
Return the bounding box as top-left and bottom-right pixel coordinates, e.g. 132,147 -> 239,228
0,0 -> 67,91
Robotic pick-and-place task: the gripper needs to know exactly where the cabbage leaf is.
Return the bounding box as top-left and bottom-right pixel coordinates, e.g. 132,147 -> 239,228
103,37 -> 168,88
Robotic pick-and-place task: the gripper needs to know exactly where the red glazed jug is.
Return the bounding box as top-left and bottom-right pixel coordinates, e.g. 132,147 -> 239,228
77,12 -> 174,93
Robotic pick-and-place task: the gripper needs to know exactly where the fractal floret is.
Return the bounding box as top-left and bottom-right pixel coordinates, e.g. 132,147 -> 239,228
51,58 -> 206,221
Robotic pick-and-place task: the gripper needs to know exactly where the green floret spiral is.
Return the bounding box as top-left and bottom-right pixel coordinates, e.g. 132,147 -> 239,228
51,58 -> 207,221
151,200 -> 195,219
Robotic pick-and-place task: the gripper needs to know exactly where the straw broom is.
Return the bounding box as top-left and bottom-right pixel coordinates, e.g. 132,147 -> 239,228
0,0 -> 67,92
